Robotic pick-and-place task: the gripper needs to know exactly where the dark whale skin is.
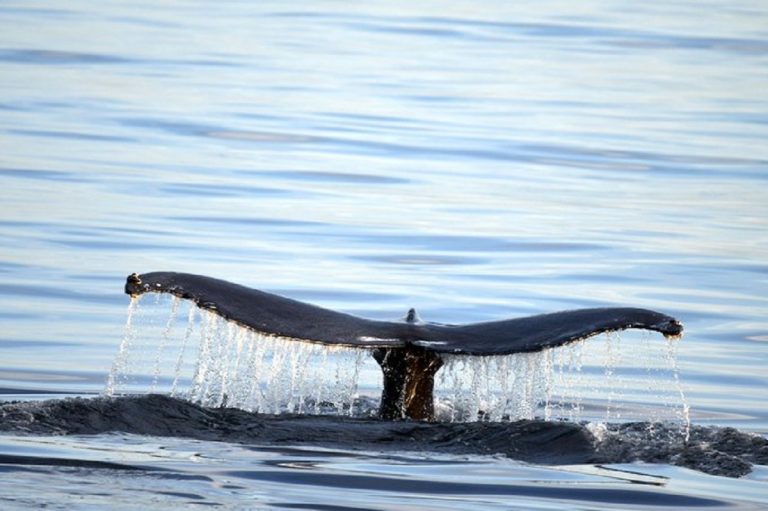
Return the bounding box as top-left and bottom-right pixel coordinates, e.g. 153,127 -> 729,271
125,271 -> 683,355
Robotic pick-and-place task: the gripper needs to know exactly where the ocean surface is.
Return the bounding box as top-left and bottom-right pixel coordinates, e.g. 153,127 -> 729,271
1,0 -> 767,509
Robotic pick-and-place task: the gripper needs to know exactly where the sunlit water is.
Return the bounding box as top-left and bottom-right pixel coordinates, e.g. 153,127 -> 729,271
1,0 -> 767,509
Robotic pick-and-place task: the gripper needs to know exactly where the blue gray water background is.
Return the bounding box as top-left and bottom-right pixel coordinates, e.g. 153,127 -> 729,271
0,1 -> 767,509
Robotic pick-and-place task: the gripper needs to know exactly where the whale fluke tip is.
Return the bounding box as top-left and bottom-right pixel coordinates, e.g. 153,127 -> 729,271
125,272 -> 143,297
660,318 -> 684,340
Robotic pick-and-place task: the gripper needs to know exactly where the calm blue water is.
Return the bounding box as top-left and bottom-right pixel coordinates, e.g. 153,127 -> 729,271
1,1 -> 767,508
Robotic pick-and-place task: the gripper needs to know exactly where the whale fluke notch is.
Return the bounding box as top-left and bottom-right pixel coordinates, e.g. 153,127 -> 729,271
124,272 -> 683,421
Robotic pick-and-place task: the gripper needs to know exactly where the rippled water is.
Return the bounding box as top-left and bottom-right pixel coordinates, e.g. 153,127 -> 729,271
1,0 -> 767,509
3,434 -> 762,511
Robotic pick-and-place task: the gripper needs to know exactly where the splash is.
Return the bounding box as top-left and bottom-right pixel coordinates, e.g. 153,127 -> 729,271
104,296 -> 367,415
105,295 -> 690,427
666,336 -> 692,440
170,304 -> 197,396
150,296 -> 180,391
434,331 -> 690,425
104,296 -> 139,396
603,331 -> 620,421
437,351 -> 551,422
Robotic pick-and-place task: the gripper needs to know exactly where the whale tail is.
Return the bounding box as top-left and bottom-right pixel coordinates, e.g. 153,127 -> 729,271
124,272 -> 683,420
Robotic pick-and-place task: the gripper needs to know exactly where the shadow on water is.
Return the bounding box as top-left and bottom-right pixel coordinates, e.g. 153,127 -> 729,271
228,470 -> 724,507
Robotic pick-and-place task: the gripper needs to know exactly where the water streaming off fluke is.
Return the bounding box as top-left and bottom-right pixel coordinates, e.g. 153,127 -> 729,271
105,295 -> 368,415
105,294 -> 690,428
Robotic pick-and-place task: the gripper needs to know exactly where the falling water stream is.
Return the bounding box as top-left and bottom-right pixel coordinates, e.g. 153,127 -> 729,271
106,295 -> 369,416
2,1 -> 767,507
104,294 -> 691,431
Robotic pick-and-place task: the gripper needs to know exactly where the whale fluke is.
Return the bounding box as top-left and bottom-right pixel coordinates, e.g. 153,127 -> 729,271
125,272 -> 683,420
